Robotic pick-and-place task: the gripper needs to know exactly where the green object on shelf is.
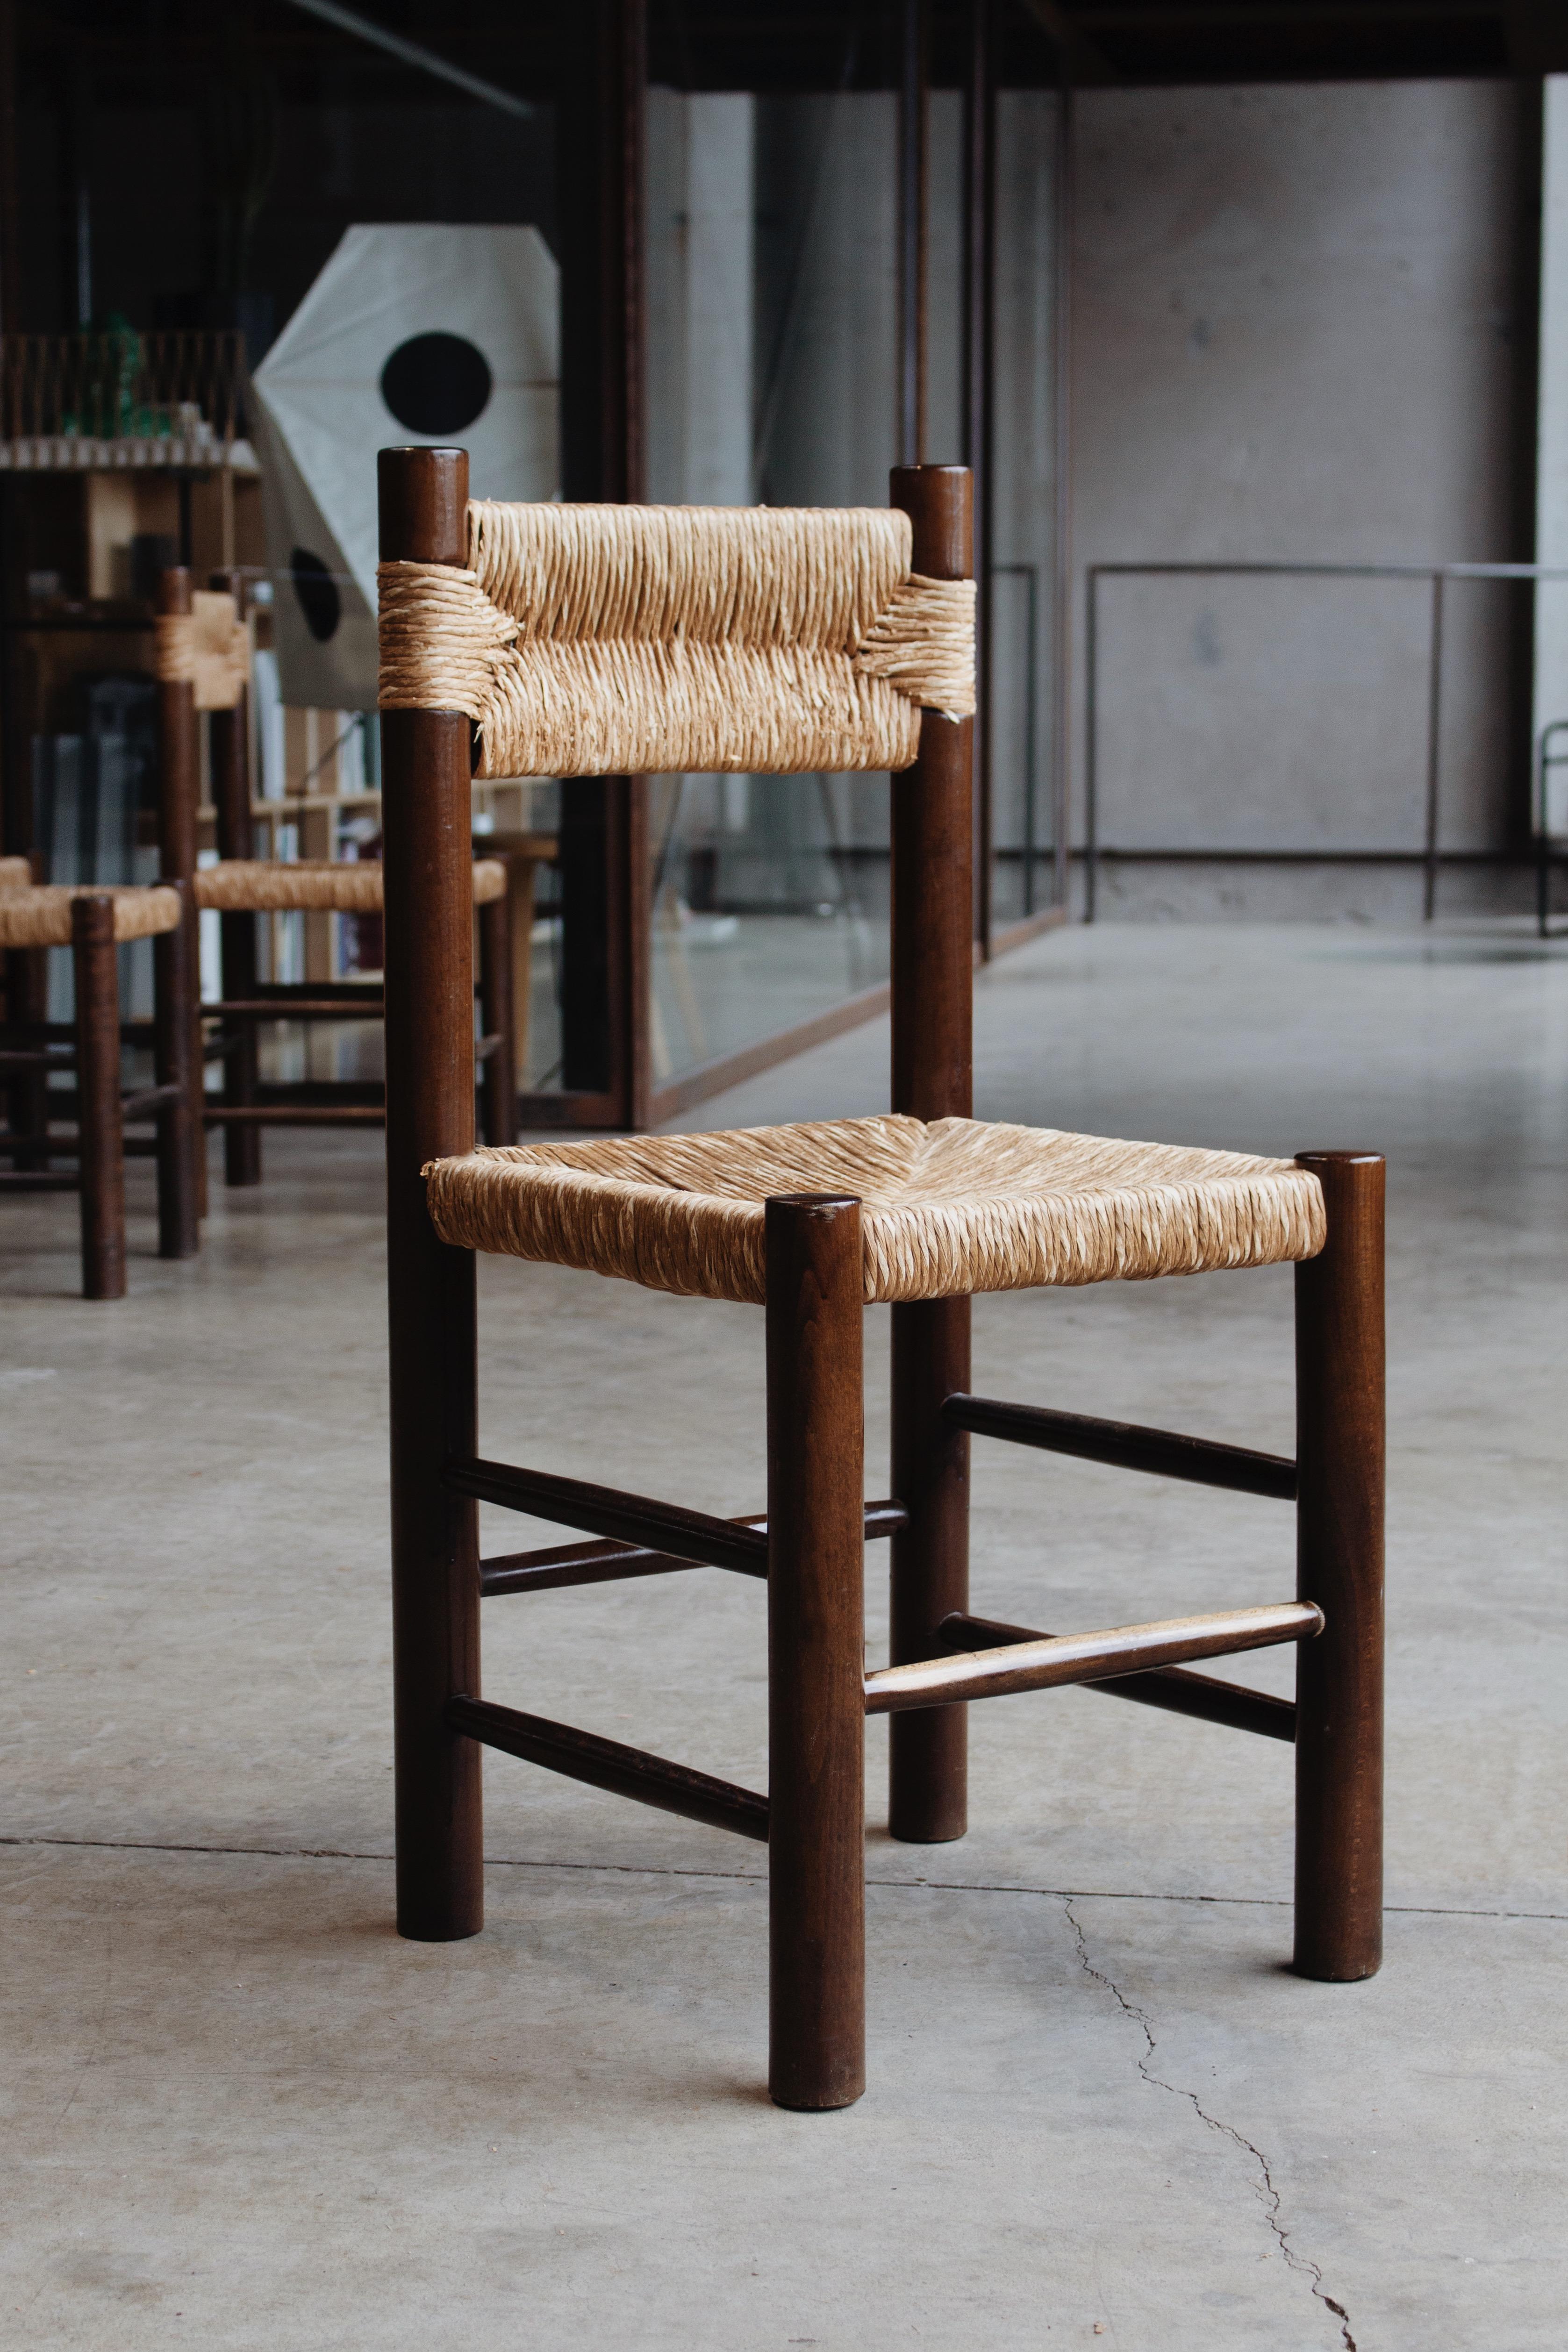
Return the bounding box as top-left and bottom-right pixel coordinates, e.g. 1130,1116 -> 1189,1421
60,317 -> 169,442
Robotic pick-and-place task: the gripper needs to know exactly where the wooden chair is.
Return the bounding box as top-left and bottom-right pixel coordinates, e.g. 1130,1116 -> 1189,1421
153,568 -> 518,1188
0,874 -> 199,1297
377,447 -> 1384,2112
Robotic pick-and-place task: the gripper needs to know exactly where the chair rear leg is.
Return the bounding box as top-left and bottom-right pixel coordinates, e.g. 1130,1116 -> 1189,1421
1293,1150 -> 1385,1980
766,1192 -> 866,2110
220,914 -> 262,1187
5,944 -> 50,1169
72,896 -> 126,1301
888,1296 -> 971,1841
153,880 -> 200,1258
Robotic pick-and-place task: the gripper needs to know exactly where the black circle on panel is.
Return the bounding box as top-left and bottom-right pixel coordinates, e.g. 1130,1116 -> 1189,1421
289,547 -> 341,643
379,332 -> 494,436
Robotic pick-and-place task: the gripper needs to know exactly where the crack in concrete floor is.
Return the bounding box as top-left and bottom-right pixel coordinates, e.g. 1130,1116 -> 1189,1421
1062,1894 -> 1356,2352
3,1836 -> 1564,1928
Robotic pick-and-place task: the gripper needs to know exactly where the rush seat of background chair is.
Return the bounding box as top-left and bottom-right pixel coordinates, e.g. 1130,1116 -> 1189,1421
0,885 -> 183,950
193,858 -> 508,914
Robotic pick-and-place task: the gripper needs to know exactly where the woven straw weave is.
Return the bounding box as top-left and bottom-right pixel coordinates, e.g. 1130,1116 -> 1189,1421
378,501 -> 975,779
0,884 -> 182,951
0,855 -> 31,891
193,858 -> 507,915
423,1115 -> 1325,1306
155,591 -> 250,712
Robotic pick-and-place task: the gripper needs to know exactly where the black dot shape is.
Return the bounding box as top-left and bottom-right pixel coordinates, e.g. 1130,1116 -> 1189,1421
289,547 -> 341,644
379,331 -> 493,437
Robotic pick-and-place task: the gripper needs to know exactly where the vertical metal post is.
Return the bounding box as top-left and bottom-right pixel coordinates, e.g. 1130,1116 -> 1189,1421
379,445 -> 483,1944
1083,563 -> 1097,921
1423,568 -> 1445,922
898,0 -> 929,470
766,1192 -> 866,2111
0,0 -> 20,343
556,0 -> 650,1127
994,563 -> 1043,917
888,465 -> 974,1844
962,0 -> 995,957
1293,1151 -> 1385,1982
1052,83 -> 1075,917
1537,725 -> 1550,940
1022,564 -> 1039,913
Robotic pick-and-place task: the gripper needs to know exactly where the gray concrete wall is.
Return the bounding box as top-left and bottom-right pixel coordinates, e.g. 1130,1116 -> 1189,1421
1069,79 -> 1534,917
1535,76 -> 1568,835
647,79 -> 1531,928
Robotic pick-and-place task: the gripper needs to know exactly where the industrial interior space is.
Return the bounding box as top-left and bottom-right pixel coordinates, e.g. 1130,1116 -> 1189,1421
2,3 -> 1565,2347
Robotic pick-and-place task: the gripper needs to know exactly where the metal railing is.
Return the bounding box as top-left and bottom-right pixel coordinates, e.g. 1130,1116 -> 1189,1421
1537,718 -> 1568,939
1084,560 -> 1568,922
992,562 -> 1046,916
0,329 -> 250,465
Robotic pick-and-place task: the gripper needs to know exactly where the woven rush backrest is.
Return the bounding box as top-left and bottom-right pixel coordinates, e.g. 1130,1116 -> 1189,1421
377,500 -> 975,779
155,588 -> 250,713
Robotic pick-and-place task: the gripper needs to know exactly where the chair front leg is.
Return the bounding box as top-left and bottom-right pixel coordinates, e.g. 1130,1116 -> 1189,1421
1293,1150 -> 1385,1980
766,1193 -> 866,2110
71,895 -> 126,1301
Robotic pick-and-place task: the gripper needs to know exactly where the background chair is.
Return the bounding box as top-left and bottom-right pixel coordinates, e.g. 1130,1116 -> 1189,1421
377,446 -> 1384,2112
153,567 -> 518,1189
0,875 -> 198,1297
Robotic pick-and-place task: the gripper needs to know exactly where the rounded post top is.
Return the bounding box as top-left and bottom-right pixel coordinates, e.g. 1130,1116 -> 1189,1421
69,891 -> 117,942
766,1192 -> 863,1216
889,465 -> 973,582
156,566 -> 192,618
378,446 -> 469,567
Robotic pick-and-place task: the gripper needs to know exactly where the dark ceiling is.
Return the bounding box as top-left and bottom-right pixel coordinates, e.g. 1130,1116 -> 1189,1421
14,0 -> 1568,106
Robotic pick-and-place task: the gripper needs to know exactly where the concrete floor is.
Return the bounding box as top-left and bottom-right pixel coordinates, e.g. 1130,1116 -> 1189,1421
3,922 -> 1564,2350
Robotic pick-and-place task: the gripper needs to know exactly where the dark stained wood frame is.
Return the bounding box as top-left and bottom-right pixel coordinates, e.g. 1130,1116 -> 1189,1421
940,1610 -> 1298,1743
379,446 -> 1385,2110
152,567 -> 518,1186
943,1391 -> 1298,1499
380,445 -> 483,1945
888,465 -> 975,1846
0,877 -> 199,1296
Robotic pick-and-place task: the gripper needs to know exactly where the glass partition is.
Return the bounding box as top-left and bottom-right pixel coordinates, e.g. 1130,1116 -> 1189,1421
644,73 -> 902,1091
988,88 -> 1062,930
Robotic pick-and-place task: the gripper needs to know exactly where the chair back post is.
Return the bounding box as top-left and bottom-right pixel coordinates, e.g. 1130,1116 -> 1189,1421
378,444 -> 485,1944
888,462 -> 974,1122
886,463 -> 976,1846
155,564 -> 206,1218
155,566 -> 199,887
208,569 -> 261,1187
208,571 -> 255,863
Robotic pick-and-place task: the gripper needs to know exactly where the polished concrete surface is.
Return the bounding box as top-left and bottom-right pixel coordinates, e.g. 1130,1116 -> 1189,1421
3,922 -> 1564,2348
